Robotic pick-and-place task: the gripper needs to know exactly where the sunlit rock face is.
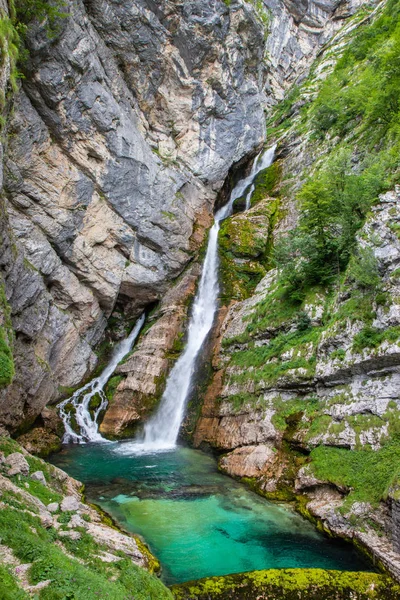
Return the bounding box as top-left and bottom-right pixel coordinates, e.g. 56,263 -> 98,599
0,0 -> 267,431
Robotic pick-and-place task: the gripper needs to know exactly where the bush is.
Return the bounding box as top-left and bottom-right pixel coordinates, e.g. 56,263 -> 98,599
346,247 -> 381,292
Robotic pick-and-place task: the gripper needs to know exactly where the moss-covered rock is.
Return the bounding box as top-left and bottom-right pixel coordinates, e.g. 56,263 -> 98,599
171,568 -> 400,599
249,161 -> 282,206
218,199 -> 280,302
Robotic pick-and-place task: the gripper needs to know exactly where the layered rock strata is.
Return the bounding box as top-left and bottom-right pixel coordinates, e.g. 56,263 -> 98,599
194,187 -> 400,579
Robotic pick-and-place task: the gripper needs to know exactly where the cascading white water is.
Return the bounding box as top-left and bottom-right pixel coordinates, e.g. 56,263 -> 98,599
245,145 -> 277,210
125,145 -> 277,454
59,314 -> 145,443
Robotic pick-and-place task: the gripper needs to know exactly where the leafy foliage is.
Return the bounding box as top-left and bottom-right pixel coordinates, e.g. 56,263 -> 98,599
274,149 -> 385,300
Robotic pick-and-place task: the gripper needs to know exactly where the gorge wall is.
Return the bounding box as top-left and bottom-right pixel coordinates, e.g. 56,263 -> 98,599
0,0 -> 367,437
193,0 -> 400,580
0,0 -> 269,433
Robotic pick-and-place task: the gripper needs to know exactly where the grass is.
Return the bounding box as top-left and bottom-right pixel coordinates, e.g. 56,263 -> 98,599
0,564 -> 28,600
0,284 -> 14,388
352,325 -> 400,352
11,475 -> 63,506
309,438 -> 400,509
0,494 -> 172,600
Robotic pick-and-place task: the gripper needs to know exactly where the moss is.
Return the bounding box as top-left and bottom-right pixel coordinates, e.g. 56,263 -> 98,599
0,282 -> 14,388
171,568 -> 400,599
249,161 -> 282,206
104,375 -> 124,403
135,535 -> 161,575
218,198 -> 281,303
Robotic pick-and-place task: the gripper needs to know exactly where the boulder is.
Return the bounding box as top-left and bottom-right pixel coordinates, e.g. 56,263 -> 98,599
60,496 -> 80,512
47,502 -> 59,513
31,471 -> 47,486
6,452 -> 29,476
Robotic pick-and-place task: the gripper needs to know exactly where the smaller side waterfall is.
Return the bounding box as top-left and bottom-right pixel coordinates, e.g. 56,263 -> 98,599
245,146 -> 277,210
128,144 -> 277,453
59,314 -> 145,443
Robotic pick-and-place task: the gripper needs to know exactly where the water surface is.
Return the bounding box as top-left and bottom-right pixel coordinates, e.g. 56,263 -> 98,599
51,443 -> 371,584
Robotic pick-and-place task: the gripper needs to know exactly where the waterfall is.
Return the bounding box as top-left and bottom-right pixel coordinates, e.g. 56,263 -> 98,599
129,144 -> 277,453
245,145 -> 277,210
59,314 -> 145,443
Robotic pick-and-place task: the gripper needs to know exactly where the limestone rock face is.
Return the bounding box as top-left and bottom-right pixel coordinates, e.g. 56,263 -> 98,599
101,263 -> 201,437
0,0 -> 267,432
264,0 -> 368,105
0,0 -> 373,433
219,445 -> 276,478
194,187 -> 400,580
196,189 -> 400,453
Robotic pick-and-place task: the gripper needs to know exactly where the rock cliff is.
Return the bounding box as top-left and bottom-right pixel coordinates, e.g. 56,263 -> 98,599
193,0 -> 400,580
0,0 -> 268,432
0,0 -> 368,436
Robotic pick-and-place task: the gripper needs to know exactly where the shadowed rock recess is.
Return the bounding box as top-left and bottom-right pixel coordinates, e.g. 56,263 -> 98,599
2,0 -> 400,597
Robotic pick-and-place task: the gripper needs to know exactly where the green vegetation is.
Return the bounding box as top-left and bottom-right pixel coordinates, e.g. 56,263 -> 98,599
269,0 -> 400,302
0,441 -> 173,600
352,325 -> 400,352
219,198 -> 281,301
249,162 -> 282,206
274,148 -> 385,302
0,283 -> 14,388
171,568 -> 400,600
310,439 -> 400,509
0,0 -> 68,120
105,375 -> 124,403
0,564 -> 27,600
0,325 -> 14,387
13,475 -> 62,505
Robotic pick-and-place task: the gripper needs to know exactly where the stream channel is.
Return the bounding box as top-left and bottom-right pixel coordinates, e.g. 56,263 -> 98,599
53,147 -> 372,585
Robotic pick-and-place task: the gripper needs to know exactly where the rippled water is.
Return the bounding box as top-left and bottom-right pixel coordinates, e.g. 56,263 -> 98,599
51,443 -> 371,584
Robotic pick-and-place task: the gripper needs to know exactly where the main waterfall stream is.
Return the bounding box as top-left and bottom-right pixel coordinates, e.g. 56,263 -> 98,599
137,145 -> 277,451
54,147 -> 371,585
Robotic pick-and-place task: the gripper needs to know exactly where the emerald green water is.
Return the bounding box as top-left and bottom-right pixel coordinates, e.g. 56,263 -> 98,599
51,442 -> 371,584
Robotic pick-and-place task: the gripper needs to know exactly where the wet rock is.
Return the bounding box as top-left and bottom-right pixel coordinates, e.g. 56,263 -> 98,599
17,428 -> 62,458
219,445 -> 276,478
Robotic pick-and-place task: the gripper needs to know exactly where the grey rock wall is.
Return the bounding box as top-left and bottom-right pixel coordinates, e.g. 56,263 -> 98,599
0,0 -> 267,431
264,0 -> 369,105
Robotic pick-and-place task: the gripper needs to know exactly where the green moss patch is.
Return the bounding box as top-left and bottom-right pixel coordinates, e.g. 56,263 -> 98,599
171,568 -> 400,599
309,439 -> 400,509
